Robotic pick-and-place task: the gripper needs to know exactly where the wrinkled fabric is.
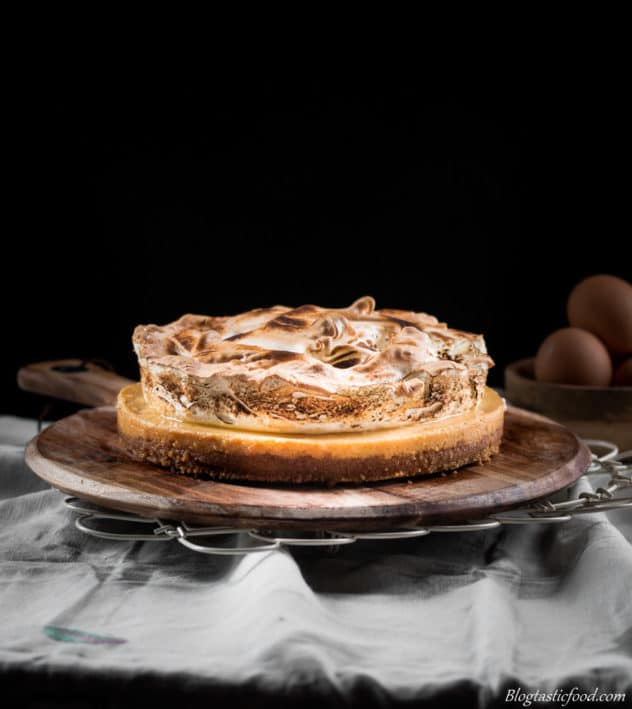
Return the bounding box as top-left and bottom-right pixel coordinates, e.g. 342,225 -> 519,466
0,415 -> 631,707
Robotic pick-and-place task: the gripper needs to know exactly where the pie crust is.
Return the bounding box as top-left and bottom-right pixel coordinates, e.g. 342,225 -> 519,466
117,383 -> 504,485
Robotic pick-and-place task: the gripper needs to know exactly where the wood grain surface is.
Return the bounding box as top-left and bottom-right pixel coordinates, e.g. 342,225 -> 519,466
17,359 -> 132,408
505,357 -> 632,450
24,405 -> 592,531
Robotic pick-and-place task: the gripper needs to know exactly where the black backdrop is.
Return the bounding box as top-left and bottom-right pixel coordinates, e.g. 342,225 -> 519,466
5,72 -> 630,416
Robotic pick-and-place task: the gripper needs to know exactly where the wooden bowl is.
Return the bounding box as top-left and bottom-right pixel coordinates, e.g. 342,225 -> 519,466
504,358 -> 632,451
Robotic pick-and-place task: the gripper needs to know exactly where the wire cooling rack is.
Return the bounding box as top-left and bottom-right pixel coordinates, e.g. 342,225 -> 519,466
63,440 -> 632,555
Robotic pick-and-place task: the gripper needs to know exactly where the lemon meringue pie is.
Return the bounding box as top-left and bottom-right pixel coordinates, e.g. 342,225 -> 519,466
117,297 -> 503,484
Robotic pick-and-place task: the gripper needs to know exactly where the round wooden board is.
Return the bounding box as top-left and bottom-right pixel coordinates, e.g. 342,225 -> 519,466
25,405 -> 591,531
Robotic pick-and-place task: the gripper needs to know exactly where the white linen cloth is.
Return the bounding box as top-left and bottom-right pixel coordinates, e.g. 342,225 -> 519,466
0,415 -> 631,707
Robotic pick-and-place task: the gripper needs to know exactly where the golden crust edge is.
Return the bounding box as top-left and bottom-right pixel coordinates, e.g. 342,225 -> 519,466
116,383 -> 505,485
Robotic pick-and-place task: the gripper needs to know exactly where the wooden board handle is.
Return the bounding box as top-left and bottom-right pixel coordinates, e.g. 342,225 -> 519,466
17,359 -> 134,408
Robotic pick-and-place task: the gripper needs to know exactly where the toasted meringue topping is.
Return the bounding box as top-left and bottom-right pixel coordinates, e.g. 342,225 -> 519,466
133,297 -> 494,433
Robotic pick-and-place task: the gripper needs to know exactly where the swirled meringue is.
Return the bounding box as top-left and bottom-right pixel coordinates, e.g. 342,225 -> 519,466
133,296 -> 493,433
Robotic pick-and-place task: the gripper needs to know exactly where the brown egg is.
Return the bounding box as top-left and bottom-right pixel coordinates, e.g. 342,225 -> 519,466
535,327 -> 613,386
612,358 -> 632,386
567,274 -> 632,356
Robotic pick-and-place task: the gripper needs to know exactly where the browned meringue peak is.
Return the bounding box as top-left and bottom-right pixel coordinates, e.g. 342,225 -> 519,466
133,296 -> 494,433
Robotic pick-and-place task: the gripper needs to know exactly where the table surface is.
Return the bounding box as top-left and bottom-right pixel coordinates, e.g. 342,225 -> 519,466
1,414 -> 631,708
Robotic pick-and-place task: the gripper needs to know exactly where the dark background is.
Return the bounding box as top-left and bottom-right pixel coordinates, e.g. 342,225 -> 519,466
5,72 -> 630,416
